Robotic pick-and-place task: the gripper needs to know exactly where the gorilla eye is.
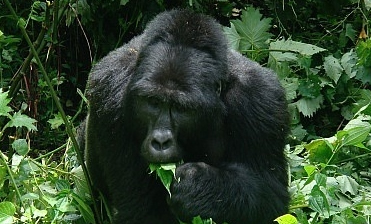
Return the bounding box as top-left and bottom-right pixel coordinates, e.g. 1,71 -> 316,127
149,98 -> 162,107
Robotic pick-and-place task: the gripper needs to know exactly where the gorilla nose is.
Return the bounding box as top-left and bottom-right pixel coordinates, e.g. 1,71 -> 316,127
151,130 -> 174,151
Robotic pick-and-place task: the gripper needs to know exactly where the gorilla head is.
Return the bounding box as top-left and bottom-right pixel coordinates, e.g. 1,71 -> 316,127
125,10 -> 228,164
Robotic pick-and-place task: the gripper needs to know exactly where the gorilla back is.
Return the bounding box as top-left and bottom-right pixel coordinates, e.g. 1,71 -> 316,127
85,9 -> 290,224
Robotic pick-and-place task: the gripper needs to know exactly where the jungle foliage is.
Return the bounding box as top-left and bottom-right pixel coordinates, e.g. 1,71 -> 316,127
0,0 -> 371,223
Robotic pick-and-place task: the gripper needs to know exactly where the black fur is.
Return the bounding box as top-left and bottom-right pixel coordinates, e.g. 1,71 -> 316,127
85,9 -> 290,224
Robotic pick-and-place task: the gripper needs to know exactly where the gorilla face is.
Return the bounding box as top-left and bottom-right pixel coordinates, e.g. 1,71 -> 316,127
128,42 -> 226,164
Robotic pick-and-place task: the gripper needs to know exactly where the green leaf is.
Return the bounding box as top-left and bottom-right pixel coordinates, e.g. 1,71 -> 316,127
223,23 -> 240,50
303,165 -> 317,176
48,113 -> 65,129
71,166 -> 90,201
281,78 -> 298,101
324,55 -> 343,84
71,192 -> 96,224
296,95 -> 323,117
365,0 -> 371,10
305,139 -> 333,163
309,185 -> 330,217
336,175 -> 359,195
269,39 -> 326,56
0,91 -> 12,117
345,23 -> 356,42
229,6 -> 273,51
341,50 -> 357,79
11,139 -> 29,156
341,118 -> 371,146
0,201 -> 16,224
274,214 -> 298,224
149,163 -> 177,196
7,112 -> 37,131
120,0 -> 130,5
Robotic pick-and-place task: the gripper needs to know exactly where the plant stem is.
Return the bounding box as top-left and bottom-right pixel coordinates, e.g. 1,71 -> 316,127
3,1 -> 102,224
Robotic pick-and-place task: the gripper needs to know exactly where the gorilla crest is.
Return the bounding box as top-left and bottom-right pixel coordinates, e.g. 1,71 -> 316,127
85,9 -> 290,224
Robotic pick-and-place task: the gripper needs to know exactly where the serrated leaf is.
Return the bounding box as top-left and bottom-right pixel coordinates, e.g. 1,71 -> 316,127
0,91 -> 12,117
8,112 -> 37,131
223,23 -> 240,50
229,7 -> 272,50
341,50 -> 357,78
281,78 -> 298,101
11,139 -> 29,156
336,175 -> 359,195
296,95 -> 323,117
324,55 -> 343,84
0,201 -> 16,224
309,185 -> 330,217
269,39 -> 326,56
48,113 -> 65,129
274,214 -> 298,224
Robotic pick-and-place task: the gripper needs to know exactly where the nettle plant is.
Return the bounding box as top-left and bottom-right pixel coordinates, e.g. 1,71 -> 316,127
0,90 -> 93,224
223,5 -> 371,223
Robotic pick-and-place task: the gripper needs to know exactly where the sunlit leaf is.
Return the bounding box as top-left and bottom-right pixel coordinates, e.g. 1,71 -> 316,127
0,201 -> 16,224
274,214 -> 298,224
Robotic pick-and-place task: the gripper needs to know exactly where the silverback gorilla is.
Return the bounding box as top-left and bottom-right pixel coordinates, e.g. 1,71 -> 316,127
84,9 -> 290,224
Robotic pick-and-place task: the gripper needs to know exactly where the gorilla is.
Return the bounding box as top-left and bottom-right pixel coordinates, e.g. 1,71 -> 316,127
84,9 -> 290,224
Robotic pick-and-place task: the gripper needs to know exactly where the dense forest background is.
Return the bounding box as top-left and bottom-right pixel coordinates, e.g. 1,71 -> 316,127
0,0 -> 371,223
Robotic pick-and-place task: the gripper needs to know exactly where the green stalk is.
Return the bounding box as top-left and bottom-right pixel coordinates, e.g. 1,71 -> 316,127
3,1 -> 102,224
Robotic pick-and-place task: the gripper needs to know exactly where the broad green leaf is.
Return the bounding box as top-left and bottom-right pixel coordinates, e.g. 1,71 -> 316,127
345,23 -> 357,42
71,166 -> 90,201
336,175 -> 359,195
229,7 -> 272,51
11,139 -> 29,156
365,0 -> 371,10
324,55 -> 343,84
71,192 -> 96,224
7,112 -> 37,131
21,193 -> 39,201
223,23 -> 240,50
274,214 -> 298,224
305,139 -> 333,163
269,39 -> 326,56
341,119 -> 371,146
0,201 -> 16,224
149,163 -> 177,196
341,50 -> 357,78
314,173 -> 327,187
309,185 -> 330,217
303,165 -> 316,176
0,91 -> 12,117
296,95 -> 323,117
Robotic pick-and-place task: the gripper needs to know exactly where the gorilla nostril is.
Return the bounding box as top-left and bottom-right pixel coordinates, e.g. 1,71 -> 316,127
151,138 -> 173,151
151,140 -> 162,151
151,130 -> 174,151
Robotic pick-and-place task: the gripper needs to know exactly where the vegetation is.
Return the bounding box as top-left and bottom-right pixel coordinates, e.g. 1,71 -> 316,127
0,0 -> 370,223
